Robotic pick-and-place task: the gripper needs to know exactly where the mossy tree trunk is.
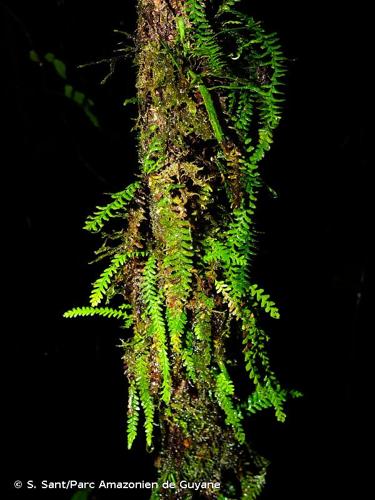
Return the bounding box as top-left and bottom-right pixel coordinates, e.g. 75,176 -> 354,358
135,1 -> 265,497
66,1 -> 294,498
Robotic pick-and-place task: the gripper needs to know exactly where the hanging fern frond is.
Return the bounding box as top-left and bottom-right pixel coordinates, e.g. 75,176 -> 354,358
247,382 -> 288,422
225,202 -> 256,300
186,0 -> 227,75
249,283 -> 280,319
90,253 -> 129,306
63,305 -> 133,326
142,255 -> 172,404
152,182 -> 194,354
215,280 -> 243,320
215,364 -> 245,444
127,380 -> 140,449
135,354 -> 155,448
90,250 -> 147,307
242,324 -> 270,386
240,467 -> 268,500
142,131 -> 165,174
84,181 -> 141,233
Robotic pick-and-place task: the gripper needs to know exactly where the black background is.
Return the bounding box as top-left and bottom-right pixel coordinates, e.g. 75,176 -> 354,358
2,0 -> 369,498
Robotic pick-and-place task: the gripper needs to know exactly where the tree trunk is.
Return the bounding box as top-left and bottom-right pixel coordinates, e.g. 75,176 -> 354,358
135,1 -> 267,498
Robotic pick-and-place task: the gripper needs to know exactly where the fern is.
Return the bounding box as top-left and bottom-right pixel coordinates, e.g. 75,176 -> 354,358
249,284 -> 280,319
90,253 -> 129,306
142,131 -> 165,174
84,181 -> 141,233
63,305 -> 132,326
142,256 -> 171,404
242,322 -> 301,422
215,280 -> 243,320
247,382 -> 288,422
242,324 -> 270,386
166,308 -> 187,354
65,1 -> 298,493
225,202 -> 256,299
240,469 -> 268,500
203,236 -> 230,266
215,364 -> 245,444
127,380 -> 140,449
186,0 -> 227,75
193,293 -> 214,369
135,354 -> 155,448
155,188 -> 194,353
89,250 -> 147,307
216,0 -> 242,17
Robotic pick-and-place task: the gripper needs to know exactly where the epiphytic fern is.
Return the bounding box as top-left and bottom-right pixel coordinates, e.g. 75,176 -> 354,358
135,353 -> 155,448
225,202 -> 256,299
65,1 -> 299,496
127,380 -> 140,449
249,284 -> 280,319
84,181 -> 141,233
141,255 -> 171,404
63,305 -> 133,327
186,0 -> 227,75
142,129 -> 166,174
215,364 -> 245,444
216,0 -> 242,16
90,252 -> 130,306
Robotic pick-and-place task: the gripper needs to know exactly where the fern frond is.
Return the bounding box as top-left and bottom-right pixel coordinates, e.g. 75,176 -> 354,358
241,468 -> 268,500
142,256 -> 171,404
242,322 -> 296,422
155,190 -> 194,353
142,133 -> 165,174
215,280 -> 242,320
135,354 -> 155,448
90,250 -> 147,307
203,237 -> 230,266
225,203 -> 256,299
186,0 -> 227,75
247,382 -> 288,422
216,0 -> 242,17
215,364 -> 245,443
242,324 -> 269,386
84,181 -> 141,233
127,380 -> 140,449
249,284 -> 280,319
90,253 -> 129,307
166,308 -> 187,353
63,305 -> 133,326
233,91 -> 255,141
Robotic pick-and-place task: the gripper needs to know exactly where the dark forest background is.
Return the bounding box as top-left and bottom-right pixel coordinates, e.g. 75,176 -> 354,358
2,1 -> 370,498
